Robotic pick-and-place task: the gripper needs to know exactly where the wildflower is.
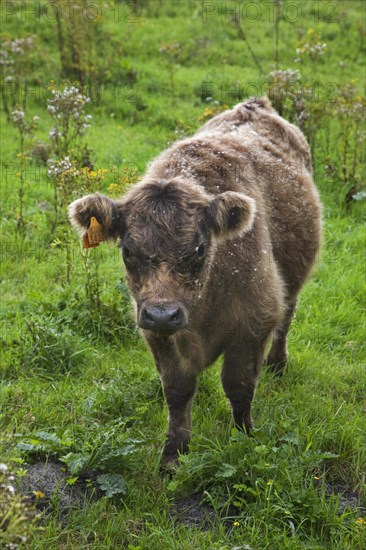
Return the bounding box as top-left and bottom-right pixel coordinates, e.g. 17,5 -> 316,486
48,128 -> 62,140
198,104 -> 227,122
233,521 -> 240,527
47,156 -> 74,179
12,108 -> 38,135
159,42 -> 182,55
32,490 -> 45,499
47,85 -> 92,142
12,109 -> 26,127
0,36 -> 34,59
0,35 -> 35,89
269,69 -> 301,84
356,517 -> 365,525
294,30 -> 327,62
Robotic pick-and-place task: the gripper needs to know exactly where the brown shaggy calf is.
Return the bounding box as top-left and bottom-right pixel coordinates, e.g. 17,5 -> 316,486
69,98 -> 322,467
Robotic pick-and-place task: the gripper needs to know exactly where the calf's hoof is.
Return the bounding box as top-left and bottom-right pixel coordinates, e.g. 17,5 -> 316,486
160,439 -> 189,476
160,455 -> 179,478
265,353 -> 287,376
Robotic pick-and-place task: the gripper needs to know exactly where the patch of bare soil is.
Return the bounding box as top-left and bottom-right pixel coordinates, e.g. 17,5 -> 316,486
170,482 -> 365,531
169,493 -> 237,531
18,463 -> 365,531
317,480 -> 366,516
17,462 -> 100,522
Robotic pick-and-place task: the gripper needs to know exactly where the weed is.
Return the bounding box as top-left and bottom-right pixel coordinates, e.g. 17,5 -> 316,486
0,463 -> 40,548
159,41 -> 183,106
16,422 -> 144,498
0,36 -> 35,118
47,85 -> 92,161
11,108 -> 39,230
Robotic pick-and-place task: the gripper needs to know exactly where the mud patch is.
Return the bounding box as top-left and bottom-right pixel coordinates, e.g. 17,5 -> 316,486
17,462 -> 100,522
317,480 -> 366,516
170,482 -> 365,531
170,493 -> 237,531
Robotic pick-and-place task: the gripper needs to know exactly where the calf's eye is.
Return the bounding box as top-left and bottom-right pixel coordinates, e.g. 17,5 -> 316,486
196,243 -> 206,258
123,246 -> 132,259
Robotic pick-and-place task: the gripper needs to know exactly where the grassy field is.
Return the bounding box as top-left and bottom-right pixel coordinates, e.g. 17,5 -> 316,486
1,1 -> 365,548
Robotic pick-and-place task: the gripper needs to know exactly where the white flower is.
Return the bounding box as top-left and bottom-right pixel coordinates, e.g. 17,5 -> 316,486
48,128 -> 62,140
12,109 -> 26,127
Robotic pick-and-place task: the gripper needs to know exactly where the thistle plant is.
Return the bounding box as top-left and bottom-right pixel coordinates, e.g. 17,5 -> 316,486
48,158 -> 110,292
11,109 -> 39,230
266,30 -> 365,207
45,85 -> 110,298
46,85 -> 93,224
267,29 -> 328,121
0,36 -> 35,120
334,82 -> 366,197
266,70 -> 330,153
47,85 -> 92,160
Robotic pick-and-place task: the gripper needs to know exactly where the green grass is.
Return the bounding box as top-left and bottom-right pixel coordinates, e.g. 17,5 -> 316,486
1,1 -> 365,548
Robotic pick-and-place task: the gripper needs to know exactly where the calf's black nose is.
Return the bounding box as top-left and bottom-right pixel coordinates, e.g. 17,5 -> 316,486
140,305 -> 184,332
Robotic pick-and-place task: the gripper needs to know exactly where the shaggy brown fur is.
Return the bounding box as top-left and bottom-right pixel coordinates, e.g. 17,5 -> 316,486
69,97 -> 322,466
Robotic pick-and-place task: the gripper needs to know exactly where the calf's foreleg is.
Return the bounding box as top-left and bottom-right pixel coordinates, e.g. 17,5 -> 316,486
221,340 -> 267,433
160,371 -> 197,467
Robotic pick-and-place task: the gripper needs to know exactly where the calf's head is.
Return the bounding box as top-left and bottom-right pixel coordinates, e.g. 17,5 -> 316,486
69,179 -> 255,334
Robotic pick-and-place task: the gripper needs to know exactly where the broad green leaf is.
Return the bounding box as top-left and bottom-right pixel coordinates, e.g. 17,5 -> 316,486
97,473 -> 126,498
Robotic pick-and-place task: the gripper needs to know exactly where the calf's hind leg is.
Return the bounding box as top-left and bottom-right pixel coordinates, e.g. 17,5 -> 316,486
266,299 -> 297,375
221,340 -> 267,433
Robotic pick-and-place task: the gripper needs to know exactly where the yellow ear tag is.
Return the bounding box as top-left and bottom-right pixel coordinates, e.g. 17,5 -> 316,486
83,216 -> 106,249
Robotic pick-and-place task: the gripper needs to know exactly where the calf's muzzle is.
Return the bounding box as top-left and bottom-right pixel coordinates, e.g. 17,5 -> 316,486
139,304 -> 187,333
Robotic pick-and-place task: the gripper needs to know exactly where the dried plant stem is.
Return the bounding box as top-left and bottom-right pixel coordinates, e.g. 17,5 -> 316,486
17,132 -> 25,231
1,87 -> 11,122
274,0 -> 281,70
81,247 -> 101,308
232,18 -> 264,76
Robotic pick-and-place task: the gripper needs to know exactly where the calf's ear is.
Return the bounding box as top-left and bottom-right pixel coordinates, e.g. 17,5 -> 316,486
209,191 -> 256,240
68,193 -> 123,240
